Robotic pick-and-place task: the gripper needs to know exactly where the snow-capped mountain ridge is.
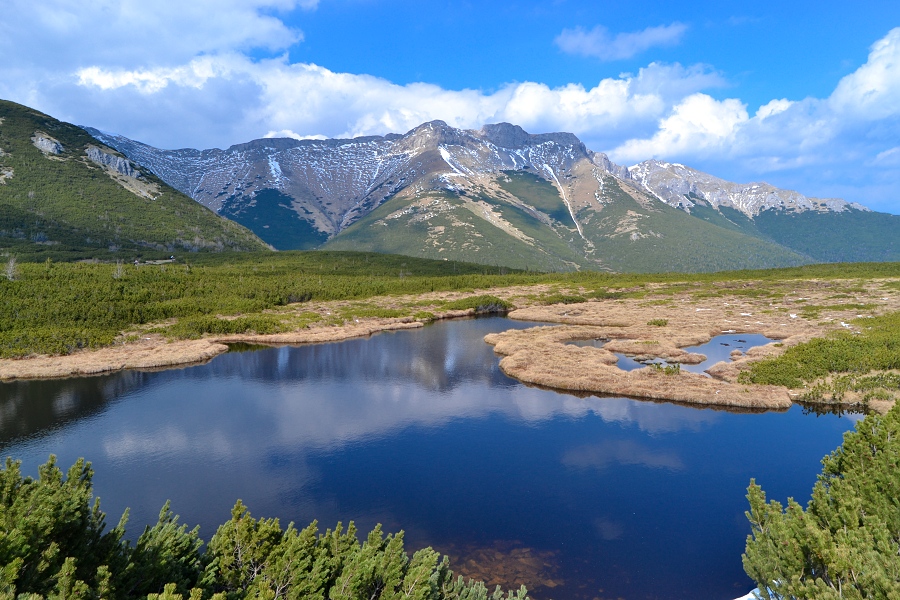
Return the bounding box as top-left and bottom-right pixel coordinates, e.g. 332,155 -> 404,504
627,159 -> 867,217
85,120 -> 608,237
82,119 -> 892,273
87,121 -> 863,229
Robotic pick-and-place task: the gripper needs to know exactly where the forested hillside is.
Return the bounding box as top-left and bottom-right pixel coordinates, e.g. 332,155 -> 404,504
0,100 -> 268,261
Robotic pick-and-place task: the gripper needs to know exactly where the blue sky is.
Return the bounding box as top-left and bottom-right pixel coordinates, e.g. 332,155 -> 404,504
2,0 -> 900,213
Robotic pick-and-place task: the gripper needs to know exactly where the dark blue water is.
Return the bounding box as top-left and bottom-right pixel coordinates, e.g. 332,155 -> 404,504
0,318 -> 857,600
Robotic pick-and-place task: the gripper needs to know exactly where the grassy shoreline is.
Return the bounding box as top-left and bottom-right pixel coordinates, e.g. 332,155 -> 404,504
3,252 -> 899,410
2,251 -> 900,358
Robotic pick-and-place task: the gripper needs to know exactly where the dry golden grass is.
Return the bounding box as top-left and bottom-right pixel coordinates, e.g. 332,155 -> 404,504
484,277 -> 900,409
0,336 -> 230,380
3,275 -> 899,413
485,327 -> 792,409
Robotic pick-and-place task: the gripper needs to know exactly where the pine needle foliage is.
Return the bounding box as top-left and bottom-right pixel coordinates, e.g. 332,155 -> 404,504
743,403 -> 900,599
0,456 -> 529,600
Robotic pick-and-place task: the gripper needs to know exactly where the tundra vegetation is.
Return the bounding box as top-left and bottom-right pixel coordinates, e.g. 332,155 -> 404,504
0,456 -> 529,600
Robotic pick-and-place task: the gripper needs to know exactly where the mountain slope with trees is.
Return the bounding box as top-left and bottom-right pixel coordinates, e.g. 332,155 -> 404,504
0,100 -> 268,261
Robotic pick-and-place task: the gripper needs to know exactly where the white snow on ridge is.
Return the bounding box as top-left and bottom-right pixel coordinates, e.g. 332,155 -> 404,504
438,145 -> 473,177
267,154 -> 283,185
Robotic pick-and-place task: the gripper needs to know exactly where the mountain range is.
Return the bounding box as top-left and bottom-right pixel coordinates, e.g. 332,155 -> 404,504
85,119 -> 899,272
2,95 -> 896,272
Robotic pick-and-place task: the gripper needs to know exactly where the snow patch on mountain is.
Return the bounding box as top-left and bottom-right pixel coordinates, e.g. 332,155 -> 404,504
627,160 -> 866,217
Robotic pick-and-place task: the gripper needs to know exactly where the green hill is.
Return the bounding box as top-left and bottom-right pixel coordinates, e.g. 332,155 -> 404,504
581,177 -> 811,272
0,100 -> 269,261
324,189 -> 590,272
325,173 -> 811,273
753,208 -> 900,263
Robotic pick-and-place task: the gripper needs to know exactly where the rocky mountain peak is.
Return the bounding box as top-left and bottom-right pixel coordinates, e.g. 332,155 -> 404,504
478,123 -> 533,148
627,159 -> 866,217
478,122 -> 587,155
83,118 -> 872,255
384,120 -> 464,156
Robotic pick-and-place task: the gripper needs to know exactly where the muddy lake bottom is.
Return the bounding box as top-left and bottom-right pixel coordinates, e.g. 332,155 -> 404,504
0,318 -> 858,600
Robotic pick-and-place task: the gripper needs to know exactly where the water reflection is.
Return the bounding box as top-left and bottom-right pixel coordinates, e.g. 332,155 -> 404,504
0,318 -> 858,600
562,439 -> 686,472
0,371 -> 150,447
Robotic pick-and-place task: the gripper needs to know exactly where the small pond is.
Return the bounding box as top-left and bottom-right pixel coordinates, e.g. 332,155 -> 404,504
0,318 -> 856,600
612,334 -> 776,374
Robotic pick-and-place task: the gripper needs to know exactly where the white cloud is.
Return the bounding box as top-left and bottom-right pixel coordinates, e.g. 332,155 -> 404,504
603,27 -> 900,212
613,94 -> 748,161
555,22 -> 688,61
264,130 -> 327,140
0,0 -> 309,70
77,56 -> 235,93
871,146 -> 900,166
755,98 -> 793,119
829,28 -> 900,120
62,57 -> 722,152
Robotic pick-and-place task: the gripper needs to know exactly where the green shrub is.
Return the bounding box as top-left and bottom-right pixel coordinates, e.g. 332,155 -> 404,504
444,295 -> 513,313
0,456 -> 530,600
539,293 -> 586,305
743,404 -> 900,598
738,312 -> 900,392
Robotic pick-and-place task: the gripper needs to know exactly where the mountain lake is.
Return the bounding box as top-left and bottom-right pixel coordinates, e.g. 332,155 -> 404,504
0,317 -> 859,600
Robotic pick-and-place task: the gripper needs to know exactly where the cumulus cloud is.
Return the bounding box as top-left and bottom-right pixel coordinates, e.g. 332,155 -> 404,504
604,27 -> 900,211
613,93 -> 749,161
65,57 -> 724,152
555,22 -> 688,61
829,28 -> 900,120
0,0 -> 311,69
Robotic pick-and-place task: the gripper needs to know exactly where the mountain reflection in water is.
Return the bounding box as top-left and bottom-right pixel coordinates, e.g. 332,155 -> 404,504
0,317 -> 858,600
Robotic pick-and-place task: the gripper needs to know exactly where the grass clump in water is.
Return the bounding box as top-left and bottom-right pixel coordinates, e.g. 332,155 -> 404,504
444,295 -> 513,313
